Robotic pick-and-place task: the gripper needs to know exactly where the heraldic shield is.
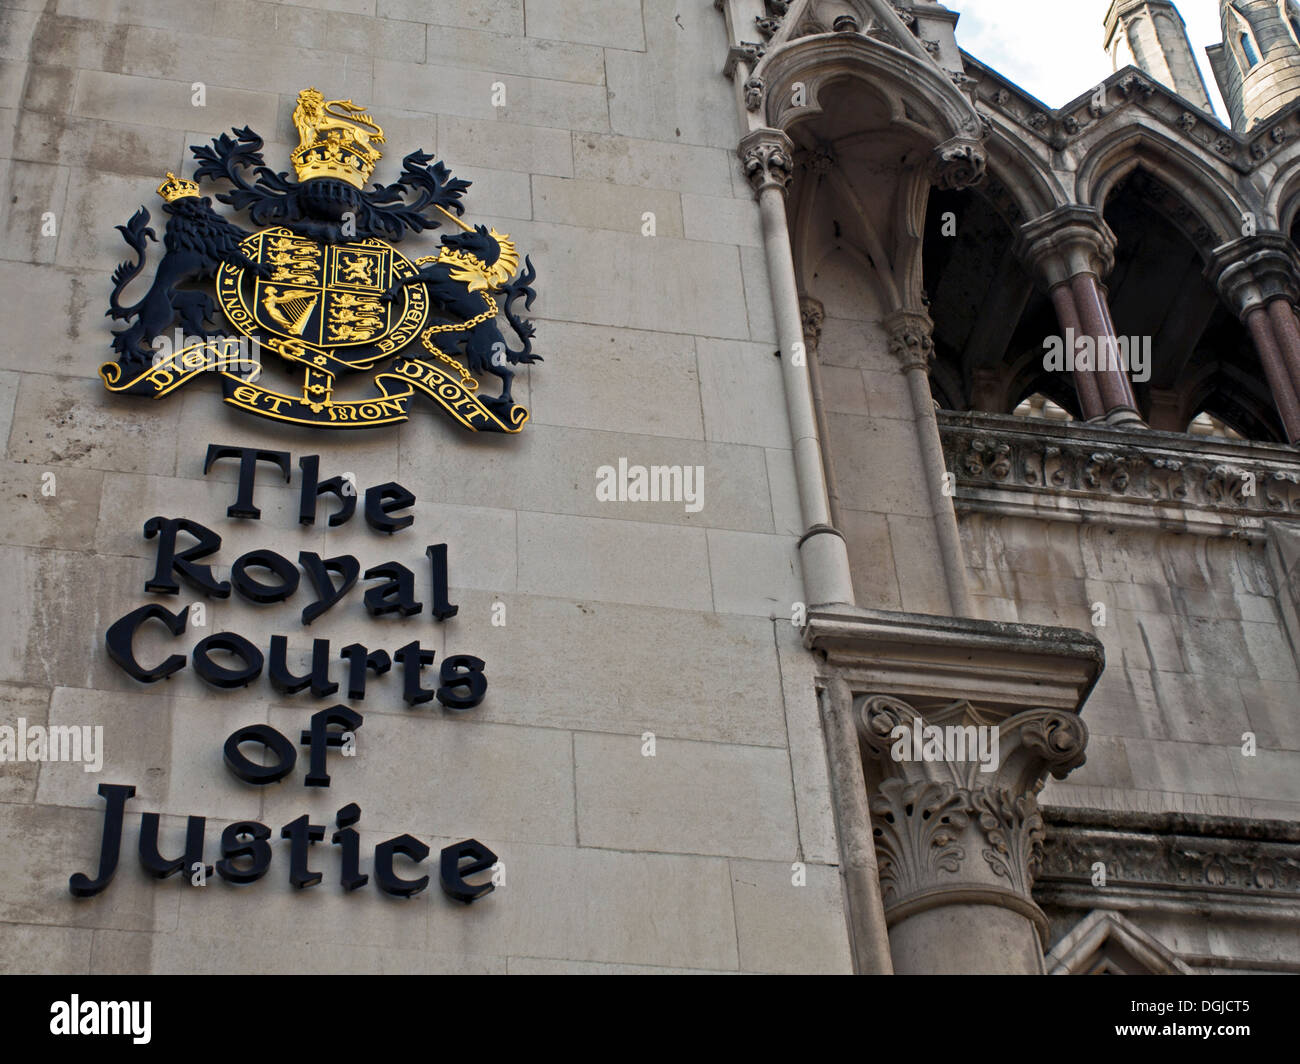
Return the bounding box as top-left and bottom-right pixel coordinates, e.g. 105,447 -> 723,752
100,88 -> 540,433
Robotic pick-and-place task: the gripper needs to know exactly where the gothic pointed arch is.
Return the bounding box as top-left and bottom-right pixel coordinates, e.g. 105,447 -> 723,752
754,32 -> 983,149
1264,152 -> 1300,234
1075,124 -> 1249,254
978,121 -> 1070,229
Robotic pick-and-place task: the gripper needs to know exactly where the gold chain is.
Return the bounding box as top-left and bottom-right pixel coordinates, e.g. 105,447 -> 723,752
418,292 -> 498,393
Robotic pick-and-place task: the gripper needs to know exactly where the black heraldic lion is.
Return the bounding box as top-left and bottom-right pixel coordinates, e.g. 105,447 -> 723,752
107,196 -> 263,368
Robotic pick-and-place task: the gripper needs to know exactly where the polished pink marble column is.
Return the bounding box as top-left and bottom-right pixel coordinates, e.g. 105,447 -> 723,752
1048,283 -> 1104,420
1246,306 -> 1300,444
1070,272 -> 1139,415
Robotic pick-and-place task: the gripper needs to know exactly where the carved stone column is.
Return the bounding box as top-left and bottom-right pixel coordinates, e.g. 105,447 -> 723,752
885,309 -> 974,617
1016,206 -> 1145,427
1208,235 -> 1300,445
739,128 -> 857,607
800,296 -> 843,527
858,695 -> 1088,974
803,605 -> 1103,975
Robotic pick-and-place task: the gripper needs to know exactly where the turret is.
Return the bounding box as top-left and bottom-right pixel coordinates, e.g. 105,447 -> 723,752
1207,0 -> 1300,129
1104,1 -> 1213,111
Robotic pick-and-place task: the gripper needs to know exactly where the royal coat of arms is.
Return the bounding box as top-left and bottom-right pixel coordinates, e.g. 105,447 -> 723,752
101,88 -> 540,432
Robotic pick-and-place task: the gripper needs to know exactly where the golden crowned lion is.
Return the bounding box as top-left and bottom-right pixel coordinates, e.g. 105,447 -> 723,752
291,88 -> 386,187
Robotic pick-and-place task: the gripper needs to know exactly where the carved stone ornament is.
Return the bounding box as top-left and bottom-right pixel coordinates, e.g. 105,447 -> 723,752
885,310 -> 935,371
1038,808 -> 1300,919
1208,233 -> 1300,317
932,137 -> 987,191
1117,73 -> 1155,99
743,76 -> 765,113
856,694 -> 1088,934
739,130 -> 795,195
941,412 -> 1300,525
973,788 -> 1045,898
800,295 -> 825,350
870,778 -> 970,905
723,41 -> 766,80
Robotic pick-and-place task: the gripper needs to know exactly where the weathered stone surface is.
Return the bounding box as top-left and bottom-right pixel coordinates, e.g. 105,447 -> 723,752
827,411 -> 934,519
765,447 -> 802,538
531,175 -> 683,237
261,710 -> 576,845
205,2 -> 426,63
504,956 -> 729,973
524,0 -> 644,50
0,803 -> 179,931
774,622 -> 839,864
17,65 -> 78,116
437,115 -> 573,176
739,245 -> 776,343
378,0 -> 522,33
36,687 -> 267,820
697,337 -> 792,449
119,26 -> 373,99
423,25 -> 605,84
72,71 -> 280,133
443,590 -> 789,746
730,859 -> 852,973
526,320 -> 703,438
483,219 -> 750,338
373,59 -> 608,133
0,159 -> 68,265
90,927 -> 504,975
7,372 -> 180,475
603,3 -> 734,148
13,111 -> 186,180
705,528 -> 800,617
426,842 -> 739,969
0,459 -> 103,550
681,193 -> 764,247
0,683 -> 50,804
395,421 -> 774,532
517,510 -> 712,610
573,133 -> 735,197
574,732 -> 799,860
0,922 -> 91,974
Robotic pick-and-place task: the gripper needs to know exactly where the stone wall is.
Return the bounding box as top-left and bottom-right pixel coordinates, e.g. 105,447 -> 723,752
0,0 -> 851,974
940,413 -> 1300,823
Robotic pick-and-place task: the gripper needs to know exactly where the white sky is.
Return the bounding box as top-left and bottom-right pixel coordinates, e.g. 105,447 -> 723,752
954,1 -> 1227,119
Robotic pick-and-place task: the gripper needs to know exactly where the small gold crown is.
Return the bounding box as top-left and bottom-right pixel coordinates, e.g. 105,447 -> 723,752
290,87 -> 386,190
157,172 -> 200,203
